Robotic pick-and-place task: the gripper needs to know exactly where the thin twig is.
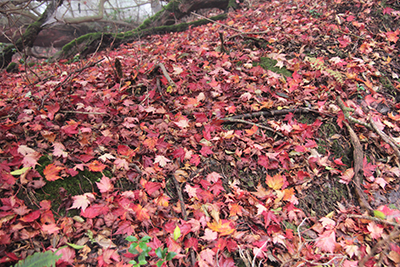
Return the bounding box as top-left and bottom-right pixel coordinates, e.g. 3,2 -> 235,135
60,110 -> 107,115
222,117 -> 284,137
170,174 -> 196,266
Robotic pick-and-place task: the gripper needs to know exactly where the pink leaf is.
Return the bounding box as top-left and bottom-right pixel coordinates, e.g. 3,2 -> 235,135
96,176 -> 113,193
315,230 -> 336,253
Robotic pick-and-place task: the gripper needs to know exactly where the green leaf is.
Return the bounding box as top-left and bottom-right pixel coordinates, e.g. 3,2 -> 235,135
140,236 -> 151,243
67,242 -> 85,250
138,254 -> 147,265
128,247 -> 139,255
156,260 -> 165,267
373,210 -> 386,219
139,242 -> 149,251
126,236 -> 138,242
13,250 -> 62,267
155,247 -> 163,259
10,167 -> 31,176
166,252 -> 177,261
173,225 -> 181,241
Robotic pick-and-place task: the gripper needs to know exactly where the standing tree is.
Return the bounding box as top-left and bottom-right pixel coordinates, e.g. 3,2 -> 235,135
0,0 -> 64,68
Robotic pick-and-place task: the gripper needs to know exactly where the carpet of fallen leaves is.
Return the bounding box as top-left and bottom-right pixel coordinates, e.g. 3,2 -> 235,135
1,0 -> 400,266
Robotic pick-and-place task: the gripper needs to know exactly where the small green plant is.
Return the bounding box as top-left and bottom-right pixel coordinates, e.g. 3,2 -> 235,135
309,9 -> 322,18
126,235 -> 177,267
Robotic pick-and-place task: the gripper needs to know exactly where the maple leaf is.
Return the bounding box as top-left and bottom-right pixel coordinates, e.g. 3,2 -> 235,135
81,204 -> 109,218
154,193 -> 170,207
19,210 -> 41,223
88,160 -> 107,172
173,147 -> 186,162
339,168 -> 354,184
383,7 -> 394,14
96,176 -> 113,193
45,102 -> 60,121
265,173 -> 286,190
174,116 -> 190,129
338,35 -> 351,48
43,164 -> 64,181
154,155 -> 171,167
185,184 -> 199,199
201,228 -> 218,241
199,248 -> 215,267
53,142 -> 68,158
363,157 -> 376,177
56,247 -> 75,265
132,204 -> 150,221
114,220 -> 137,236
61,120 -> 79,136
114,158 -> 129,170
367,222 -> 383,239
229,203 -> 243,217
99,153 -> 116,162
386,29 -> 400,43
200,145 -> 213,156
315,230 -> 336,253
206,172 -> 222,183
210,180 -> 225,195
69,193 -> 95,212
245,125 -> 258,136
144,181 -> 161,196
42,223 -> 60,234
207,219 -> 235,236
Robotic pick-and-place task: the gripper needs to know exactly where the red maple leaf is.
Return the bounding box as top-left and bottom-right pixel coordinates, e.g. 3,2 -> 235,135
386,29 -> 400,43
132,204 -> 150,221
88,160 -> 106,172
43,164 -> 64,181
173,147 -> 186,162
19,210 -> 40,223
45,102 -> 60,121
190,154 -> 201,166
81,204 -> 109,218
210,180 -> 225,195
200,145 -> 213,156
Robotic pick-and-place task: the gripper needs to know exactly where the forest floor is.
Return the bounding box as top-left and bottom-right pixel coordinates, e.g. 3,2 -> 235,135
1,0 -> 400,266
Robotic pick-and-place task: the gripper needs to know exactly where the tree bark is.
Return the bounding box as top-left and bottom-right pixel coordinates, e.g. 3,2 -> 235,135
0,0 -> 64,68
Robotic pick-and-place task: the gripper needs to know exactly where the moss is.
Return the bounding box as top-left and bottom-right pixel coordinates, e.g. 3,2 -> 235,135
227,0 -> 239,9
136,1 -> 182,31
20,156 -> 114,216
62,32 -> 104,52
317,121 -> 351,166
6,62 -> 18,73
297,178 -> 348,217
253,57 -> 292,77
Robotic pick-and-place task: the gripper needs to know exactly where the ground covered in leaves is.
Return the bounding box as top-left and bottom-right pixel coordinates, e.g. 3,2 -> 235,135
1,0 -> 400,266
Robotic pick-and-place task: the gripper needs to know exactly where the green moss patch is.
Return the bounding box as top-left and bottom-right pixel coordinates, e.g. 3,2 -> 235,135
253,57 -> 292,77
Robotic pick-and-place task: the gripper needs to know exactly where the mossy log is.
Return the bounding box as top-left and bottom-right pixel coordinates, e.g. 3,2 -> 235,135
52,13 -> 228,61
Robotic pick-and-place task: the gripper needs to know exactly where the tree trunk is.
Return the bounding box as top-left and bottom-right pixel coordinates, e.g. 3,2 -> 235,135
138,0 -> 235,30
0,0 -> 63,68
